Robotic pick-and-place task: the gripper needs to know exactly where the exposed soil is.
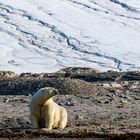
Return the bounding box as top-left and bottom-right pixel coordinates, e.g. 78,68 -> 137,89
0,68 -> 140,139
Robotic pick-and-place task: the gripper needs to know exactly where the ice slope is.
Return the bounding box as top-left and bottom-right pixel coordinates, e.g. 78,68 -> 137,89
0,0 -> 140,73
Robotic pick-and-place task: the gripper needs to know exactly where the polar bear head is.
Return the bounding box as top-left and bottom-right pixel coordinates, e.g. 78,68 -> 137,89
36,87 -> 59,101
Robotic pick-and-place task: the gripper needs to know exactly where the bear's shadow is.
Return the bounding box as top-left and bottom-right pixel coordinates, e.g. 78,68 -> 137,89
39,119 -> 45,128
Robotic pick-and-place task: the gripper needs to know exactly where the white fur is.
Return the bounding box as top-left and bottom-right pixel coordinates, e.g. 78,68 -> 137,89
29,87 -> 67,130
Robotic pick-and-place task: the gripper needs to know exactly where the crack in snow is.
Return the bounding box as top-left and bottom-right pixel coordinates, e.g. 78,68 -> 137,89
67,0 -> 140,20
110,0 -> 140,14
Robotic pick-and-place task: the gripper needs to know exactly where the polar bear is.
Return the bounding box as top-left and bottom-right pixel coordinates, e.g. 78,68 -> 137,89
29,87 -> 67,130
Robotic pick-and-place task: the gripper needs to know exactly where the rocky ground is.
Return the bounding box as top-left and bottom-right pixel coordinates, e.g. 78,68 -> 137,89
0,68 -> 140,140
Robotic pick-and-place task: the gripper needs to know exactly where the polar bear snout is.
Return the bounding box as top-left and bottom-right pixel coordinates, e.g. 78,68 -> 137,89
39,87 -> 59,95
48,87 -> 59,96
53,89 -> 59,95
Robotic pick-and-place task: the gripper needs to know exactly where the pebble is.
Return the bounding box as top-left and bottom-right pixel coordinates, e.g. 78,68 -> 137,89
75,115 -> 84,120
102,83 -> 110,88
121,98 -> 128,103
134,96 -> 140,100
124,95 -> 133,101
104,100 -> 110,104
64,99 -> 74,106
59,98 -> 74,106
4,97 -> 10,103
111,82 -> 122,88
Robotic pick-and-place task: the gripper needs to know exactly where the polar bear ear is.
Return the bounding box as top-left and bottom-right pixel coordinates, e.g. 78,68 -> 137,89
39,87 -> 50,93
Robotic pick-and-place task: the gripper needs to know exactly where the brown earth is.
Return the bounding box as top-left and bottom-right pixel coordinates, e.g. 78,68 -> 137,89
0,68 -> 140,140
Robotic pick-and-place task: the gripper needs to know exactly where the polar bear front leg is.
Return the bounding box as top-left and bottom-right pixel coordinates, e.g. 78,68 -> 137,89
31,115 -> 39,129
42,105 -> 55,130
58,107 -> 67,129
44,111 -> 54,130
41,116 -> 54,131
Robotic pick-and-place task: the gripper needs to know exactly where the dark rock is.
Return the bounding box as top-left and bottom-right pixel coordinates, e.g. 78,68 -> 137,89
134,96 -> 140,100
64,98 -> 74,106
122,71 -> 140,80
104,100 -> 110,104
